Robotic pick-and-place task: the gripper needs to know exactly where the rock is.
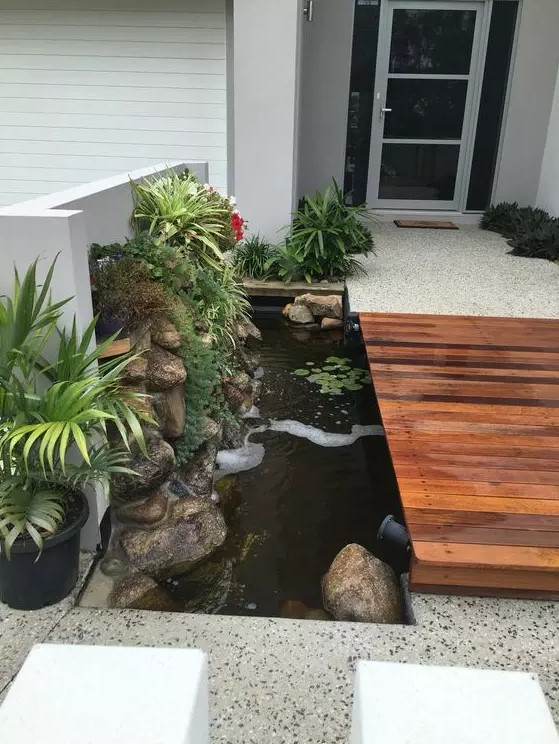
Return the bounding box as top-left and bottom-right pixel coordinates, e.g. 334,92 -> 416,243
295,293 -> 342,320
146,344 -> 186,392
150,318 -> 181,350
322,544 -> 402,624
163,474 -> 195,499
121,357 -> 148,384
200,333 -> 214,347
172,557 -> 233,614
153,384 -> 186,439
119,497 -> 227,577
112,430 -> 176,502
305,608 -> 332,621
321,317 -> 343,331
288,303 -> 314,324
117,488 -> 169,526
120,384 -> 155,420
230,370 -> 252,394
223,381 -> 245,411
108,573 -> 178,611
282,303 -> 293,318
202,417 -> 222,442
99,556 -> 127,578
235,319 -> 262,343
180,440 -> 218,499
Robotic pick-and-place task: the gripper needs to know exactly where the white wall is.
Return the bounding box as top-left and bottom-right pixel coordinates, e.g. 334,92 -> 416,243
297,0 -> 355,199
0,161 -> 207,550
493,0 -> 559,207
537,66 -> 559,217
232,0 -> 302,240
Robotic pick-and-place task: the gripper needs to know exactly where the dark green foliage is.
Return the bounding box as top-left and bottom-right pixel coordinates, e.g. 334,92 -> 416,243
171,300 -> 220,464
233,235 -> 277,279
90,234 -> 195,292
284,180 -> 376,282
481,202 -> 559,261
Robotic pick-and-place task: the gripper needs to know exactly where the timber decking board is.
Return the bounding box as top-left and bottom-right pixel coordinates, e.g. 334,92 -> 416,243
361,312 -> 559,597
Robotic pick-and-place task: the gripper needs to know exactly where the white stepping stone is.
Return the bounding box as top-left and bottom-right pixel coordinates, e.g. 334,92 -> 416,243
0,644 -> 209,744
350,660 -> 559,743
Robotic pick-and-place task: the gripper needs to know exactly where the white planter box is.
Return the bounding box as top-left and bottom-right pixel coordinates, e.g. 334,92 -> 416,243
350,660 -> 559,744
0,644 -> 209,744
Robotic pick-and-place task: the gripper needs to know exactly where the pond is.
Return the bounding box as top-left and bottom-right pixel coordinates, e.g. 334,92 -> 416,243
161,312 -> 406,619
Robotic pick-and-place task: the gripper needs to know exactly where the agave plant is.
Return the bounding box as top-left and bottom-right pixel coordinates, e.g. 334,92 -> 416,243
0,259 -> 148,558
130,171 -> 233,272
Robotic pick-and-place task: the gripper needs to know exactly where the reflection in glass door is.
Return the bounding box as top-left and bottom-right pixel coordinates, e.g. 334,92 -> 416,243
367,1 -> 486,210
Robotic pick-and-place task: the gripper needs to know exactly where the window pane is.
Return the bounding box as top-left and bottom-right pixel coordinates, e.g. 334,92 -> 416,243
385,79 -> 467,139
379,143 -> 459,200
389,9 -> 476,74
467,1 -> 519,210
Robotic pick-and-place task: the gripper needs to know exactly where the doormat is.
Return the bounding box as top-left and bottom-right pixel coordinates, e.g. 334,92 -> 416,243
394,219 -> 459,230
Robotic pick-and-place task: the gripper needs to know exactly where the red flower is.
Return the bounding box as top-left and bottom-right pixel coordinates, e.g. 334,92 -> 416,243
231,211 -> 245,242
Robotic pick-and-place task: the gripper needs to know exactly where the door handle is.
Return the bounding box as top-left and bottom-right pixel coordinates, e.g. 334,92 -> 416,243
303,0 -> 314,22
380,104 -> 392,121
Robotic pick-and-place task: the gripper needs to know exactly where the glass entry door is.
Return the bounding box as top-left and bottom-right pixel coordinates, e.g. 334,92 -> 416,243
367,1 -> 485,210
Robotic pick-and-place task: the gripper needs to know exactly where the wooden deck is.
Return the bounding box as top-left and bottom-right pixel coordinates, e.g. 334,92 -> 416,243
361,312 -> 559,598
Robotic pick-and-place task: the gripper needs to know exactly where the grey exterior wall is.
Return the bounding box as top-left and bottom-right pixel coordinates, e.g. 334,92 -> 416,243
537,66 -> 559,217
297,0 -> 355,199
493,0 -> 559,206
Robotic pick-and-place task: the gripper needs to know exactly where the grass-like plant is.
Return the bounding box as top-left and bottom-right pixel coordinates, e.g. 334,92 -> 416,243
233,235 -> 277,280
130,171 -> 235,272
285,181 -> 376,283
0,259 -> 148,557
481,202 -> 559,260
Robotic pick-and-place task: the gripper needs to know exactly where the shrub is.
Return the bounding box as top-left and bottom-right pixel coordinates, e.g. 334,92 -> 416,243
91,257 -> 170,329
481,202 -> 559,260
233,235 -> 277,280
285,180 -> 376,282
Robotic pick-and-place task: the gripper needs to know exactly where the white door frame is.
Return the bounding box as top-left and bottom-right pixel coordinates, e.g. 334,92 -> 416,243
366,0 -> 493,211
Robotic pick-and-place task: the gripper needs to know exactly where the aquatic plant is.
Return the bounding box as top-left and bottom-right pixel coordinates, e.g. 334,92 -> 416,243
293,356 -> 371,395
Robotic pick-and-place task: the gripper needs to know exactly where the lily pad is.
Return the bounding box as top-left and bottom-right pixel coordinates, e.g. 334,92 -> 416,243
294,368 -> 310,376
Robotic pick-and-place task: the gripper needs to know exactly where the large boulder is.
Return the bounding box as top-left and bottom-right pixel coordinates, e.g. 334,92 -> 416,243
146,344 -> 186,392
295,293 -> 342,320
117,487 -> 169,526
288,303 -> 314,325
108,573 -> 178,611
119,497 -> 227,577
322,544 -> 402,624
153,384 -> 186,439
150,317 -> 181,351
321,317 -> 343,331
121,357 -> 148,384
112,430 -> 176,502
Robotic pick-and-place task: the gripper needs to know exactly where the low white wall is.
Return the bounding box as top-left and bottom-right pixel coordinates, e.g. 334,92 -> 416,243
537,67 -> 559,217
0,160 -> 208,550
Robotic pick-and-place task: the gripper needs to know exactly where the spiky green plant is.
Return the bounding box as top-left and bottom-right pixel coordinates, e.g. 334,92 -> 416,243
130,171 -> 233,272
233,235 -> 277,279
0,259 -> 148,558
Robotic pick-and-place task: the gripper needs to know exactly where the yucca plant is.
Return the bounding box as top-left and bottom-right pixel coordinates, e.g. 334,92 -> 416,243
130,171 -> 233,272
0,259 -> 148,559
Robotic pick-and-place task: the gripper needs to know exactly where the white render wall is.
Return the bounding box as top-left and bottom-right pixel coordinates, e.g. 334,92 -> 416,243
0,161 -> 207,550
232,0 -> 303,240
537,67 -> 559,217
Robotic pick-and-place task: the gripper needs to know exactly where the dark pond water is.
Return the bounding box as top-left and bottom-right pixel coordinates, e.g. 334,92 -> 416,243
164,313 -> 405,620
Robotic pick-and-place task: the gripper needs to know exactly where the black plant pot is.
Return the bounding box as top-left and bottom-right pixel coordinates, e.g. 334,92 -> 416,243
95,312 -> 127,337
0,492 -> 89,610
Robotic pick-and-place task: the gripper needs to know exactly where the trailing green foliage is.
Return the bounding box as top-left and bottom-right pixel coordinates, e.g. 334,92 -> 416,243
130,170 -> 237,272
481,202 -> 559,261
281,181 -> 376,283
0,259 -> 148,557
233,235 -> 277,279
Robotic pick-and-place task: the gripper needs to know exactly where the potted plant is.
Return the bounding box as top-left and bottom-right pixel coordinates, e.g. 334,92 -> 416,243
0,259 -> 148,610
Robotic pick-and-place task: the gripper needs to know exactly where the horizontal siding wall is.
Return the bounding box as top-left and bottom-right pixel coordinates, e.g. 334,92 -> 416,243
0,0 -> 227,205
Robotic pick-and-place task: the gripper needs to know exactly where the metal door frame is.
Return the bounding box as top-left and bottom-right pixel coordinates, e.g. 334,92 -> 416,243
366,0 -> 492,211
